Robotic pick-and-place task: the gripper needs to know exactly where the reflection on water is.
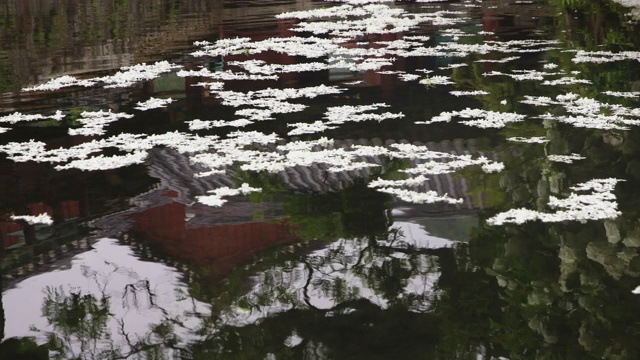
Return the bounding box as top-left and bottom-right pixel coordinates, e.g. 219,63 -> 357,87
2,0 -> 640,358
0,0 -> 225,114
3,238 -> 210,358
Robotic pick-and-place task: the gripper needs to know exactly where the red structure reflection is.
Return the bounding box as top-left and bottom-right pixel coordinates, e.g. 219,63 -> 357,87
130,196 -> 297,277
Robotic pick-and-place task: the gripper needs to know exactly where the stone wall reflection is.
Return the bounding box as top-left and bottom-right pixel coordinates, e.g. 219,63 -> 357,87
0,0 -> 224,93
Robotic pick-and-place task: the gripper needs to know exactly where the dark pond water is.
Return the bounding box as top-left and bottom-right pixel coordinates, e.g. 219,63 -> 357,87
2,0 -> 640,358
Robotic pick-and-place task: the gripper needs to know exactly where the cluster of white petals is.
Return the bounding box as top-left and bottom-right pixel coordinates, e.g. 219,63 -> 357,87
398,73 -> 422,81
191,81 -> 224,90
277,4 -> 436,38
419,75 -> 454,86
438,63 -> 468,70
99,61 -> 181,88
22,75 -> 96,91
69,110 -> 134,136
177,68 -> 278,81
475,56 -> 520,63
487,179 -> 623,225
483,69 -> 561,81
228,59 -> 329,75
188,119 -> 254,130
0,110 -> 64,134
376,187 -> 463,205
55,151 -> 149,171
192,36 -> 341,59
10,213 -> 54,226
602,91 -> 640,98
288,121 -> 338,136
541,77 -> 591,86
402,155 -> 503,175
0,112 -> 45,124
572,50 -> 640,63
203,85 -> 345,123
324,103 -> 404,124
450,90 -> 489,96
368,175 -> 430,188
420,108 -> 525,128
523,93 -> 640,130
134,97 -> 175,111
25,62 -> 180,91
197,183 -> 262,207
548,153 -> 586,163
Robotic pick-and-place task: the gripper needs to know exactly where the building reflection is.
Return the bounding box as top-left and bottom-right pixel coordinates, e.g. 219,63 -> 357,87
129,196 -> 297,277
100,134 -> 489,279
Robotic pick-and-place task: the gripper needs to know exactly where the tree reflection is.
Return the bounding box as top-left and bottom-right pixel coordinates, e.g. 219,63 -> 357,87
40,286 -> 111,359
18,258 -> 205,360
460,92 -> 640,359
166,171 -> 504,358
187,234 -> 500,359
440,4 -> 640,355
0,266 -> 48,358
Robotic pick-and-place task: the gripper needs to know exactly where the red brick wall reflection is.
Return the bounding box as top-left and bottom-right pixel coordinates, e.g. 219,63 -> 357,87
131,201 -> 297,276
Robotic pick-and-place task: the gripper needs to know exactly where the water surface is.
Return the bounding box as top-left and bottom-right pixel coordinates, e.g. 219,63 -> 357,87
2,0 -> 640,358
